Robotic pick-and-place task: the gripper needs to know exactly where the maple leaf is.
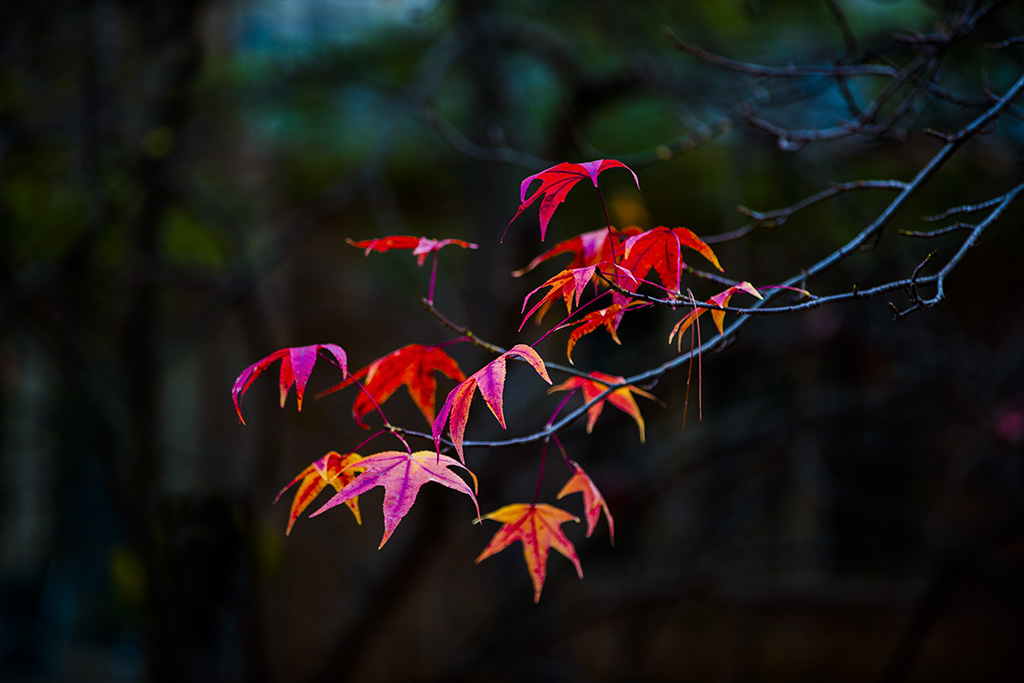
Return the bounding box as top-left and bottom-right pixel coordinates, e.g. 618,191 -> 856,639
232,344 -> 348,425
519,266 -> 598,330
520,264 -> 639,331
619,226 -> 723,296
563,303 -> 628,363
311,450 -> 479,549
505,160 -> 640,241
557,460 -> 615,544
432,344 -> 552,462
275,451 -> 365,534
346,235 -> 478,266
475,503 -> 583,603
668,281 -> 763,349
318,344 -> 466,427
548,370 -> 656,442
512,226 -> 643,277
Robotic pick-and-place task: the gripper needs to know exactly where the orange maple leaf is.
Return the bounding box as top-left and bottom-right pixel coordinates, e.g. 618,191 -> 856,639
505,159 -> 639,241
310,450 -> 479,549
548,370 -> 656,442
346,235 -> 478,266
432,344 -> 552,461
275,451 -> 365,534
519,266 -> 598,329
619,226 -> 723,296
557,460 -> 615,544
232,344 -> 348,424
521,263 -> 638,331
475,503 -> 583,602
317,344 -> 466,427
668,281 -> 763,349
563,304 -> 627,363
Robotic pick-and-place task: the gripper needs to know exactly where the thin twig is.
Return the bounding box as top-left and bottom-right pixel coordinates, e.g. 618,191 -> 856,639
664,29 -> 903,79
985,36 -> 1024,49
922,195 -> 1007,221
737,180 -> 909,226
899,223 -> 974,238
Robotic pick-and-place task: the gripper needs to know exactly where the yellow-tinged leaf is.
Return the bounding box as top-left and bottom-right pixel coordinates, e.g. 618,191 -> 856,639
557,460 -> 615,544
475,503 -> 582,602
669,282 -> 763,349
275,451 -> 365,534
520,266 -> 598,329
548,370 -> 656,442
311,450 -> 479,549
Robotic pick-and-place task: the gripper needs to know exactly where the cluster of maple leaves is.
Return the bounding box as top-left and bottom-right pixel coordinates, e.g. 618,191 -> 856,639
232,159 -> 763,601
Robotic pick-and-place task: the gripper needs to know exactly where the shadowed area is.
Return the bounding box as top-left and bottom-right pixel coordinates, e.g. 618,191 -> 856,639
2,1 -> 1023,681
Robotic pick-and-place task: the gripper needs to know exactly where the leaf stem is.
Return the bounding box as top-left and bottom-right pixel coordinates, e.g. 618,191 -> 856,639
552,434 -> 572,470
596,186 -> 621,287
349,376 -> 412,454
596,186 -> 617,262
427,250 -> 439,304
351,429 -> 389,455
532,440 -> 548,505
435,336 -> 471,350
531,289 -> 613,347
547,387 -> 579,428
695,292 -> 703,421
350,376 -> 390,427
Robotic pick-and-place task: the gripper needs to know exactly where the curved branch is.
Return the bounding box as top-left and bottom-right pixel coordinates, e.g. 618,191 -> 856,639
404,72 -> 1024,454
664,29 -> 903,80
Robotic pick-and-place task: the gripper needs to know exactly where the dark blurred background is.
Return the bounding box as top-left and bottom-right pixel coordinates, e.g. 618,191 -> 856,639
2,0 -> 1024,681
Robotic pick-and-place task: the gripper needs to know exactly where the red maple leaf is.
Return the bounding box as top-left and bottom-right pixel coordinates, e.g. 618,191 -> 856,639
548,370 -> 656,442
346,235 -> 478,266
318,344 -> 466,427
557,460 -> 615,544
563,303 -> 631,363
310,450 -> 479,549
505,160 -> 639,241
275,451 -> 365,534
432,344 -> 552,461
475,503 -> 583,603
232,344 -> 348,425
619,226 -> 723,296
668,281 -> 763,349
512,226 -> 643,277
